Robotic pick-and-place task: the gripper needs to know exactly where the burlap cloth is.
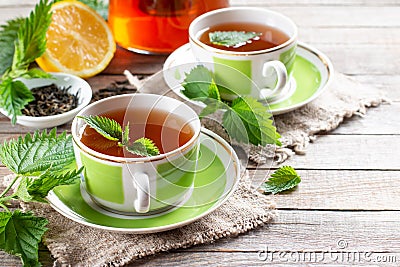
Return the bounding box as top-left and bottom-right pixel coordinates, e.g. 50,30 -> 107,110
1,71 -> 388,266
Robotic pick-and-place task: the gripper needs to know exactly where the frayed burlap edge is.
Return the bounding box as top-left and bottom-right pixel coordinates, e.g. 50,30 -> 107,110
2,172 -> 276,267
249,72 -> 390,164
131,71 -> 389,165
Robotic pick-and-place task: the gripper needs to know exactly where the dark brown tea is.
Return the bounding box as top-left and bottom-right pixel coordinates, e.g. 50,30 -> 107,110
198,22 -> 290,52
80,108 -> 194,158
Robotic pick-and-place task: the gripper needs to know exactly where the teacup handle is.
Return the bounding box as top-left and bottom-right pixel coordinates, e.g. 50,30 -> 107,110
259,60 -> 288,101
133,172 -> 150,213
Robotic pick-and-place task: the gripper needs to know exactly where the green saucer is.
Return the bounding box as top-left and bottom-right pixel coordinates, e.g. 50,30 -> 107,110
163,42 -> 333,115
47,129 -> 241,234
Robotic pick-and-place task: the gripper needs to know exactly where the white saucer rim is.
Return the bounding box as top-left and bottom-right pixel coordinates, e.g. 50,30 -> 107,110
162,41 -> 334,115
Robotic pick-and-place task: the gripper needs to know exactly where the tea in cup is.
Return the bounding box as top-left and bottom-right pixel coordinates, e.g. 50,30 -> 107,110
71,94 -> 201,215
189,7 -> 298,101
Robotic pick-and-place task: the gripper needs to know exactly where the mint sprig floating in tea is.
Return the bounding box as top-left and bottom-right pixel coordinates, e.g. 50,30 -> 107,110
181,65 -> 281,147
0,0 -> 52,124
0,128 -> 82,267
261,166 -> 301,194
125,137 -> 160,157
209,31 -> 262,47
78,115 -> 160,157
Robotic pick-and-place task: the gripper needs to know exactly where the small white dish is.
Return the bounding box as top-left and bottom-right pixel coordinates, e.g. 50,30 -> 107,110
0,72 -> 92,128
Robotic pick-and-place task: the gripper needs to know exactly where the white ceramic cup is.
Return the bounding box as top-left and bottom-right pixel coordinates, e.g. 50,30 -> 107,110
189,7 -> 298,101
71,94 -> 201,215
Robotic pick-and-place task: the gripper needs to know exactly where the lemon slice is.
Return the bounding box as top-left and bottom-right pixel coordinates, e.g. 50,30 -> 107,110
36,1 -> 116,78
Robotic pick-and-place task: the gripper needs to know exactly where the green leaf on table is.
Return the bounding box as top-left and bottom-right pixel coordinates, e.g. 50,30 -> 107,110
261,166 -> 301,194
199,79 -> 223,118
223,96 -> 281,146
126,137 -> 160,157
0,128 -> 75,175
0,210 -> 48,267
15,168 -> 82,203
209,31 -> 261,47
0,18 -> 24,76
182,65 -> 213,100
78,115 -> 122,141
0,79 -> 34,124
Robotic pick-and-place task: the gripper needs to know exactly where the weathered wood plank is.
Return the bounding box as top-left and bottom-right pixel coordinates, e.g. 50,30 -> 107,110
102,47 -> 168,75
274,135 -> 400,170
185,210 -> 400,251
2,210 -> 400,266
0,245 -> 53,267
2,5 -> 400,28
249,170 -> 400,210
133,251 -> 400,266
1,167 -> 399,211
101,44 -> 400,76
306,44 -> 400,75
133,210 -> 400,265
267,7 -> 400,27
299,28 -> 400,45
351,75 -> 400,101
331,103 -> 399,134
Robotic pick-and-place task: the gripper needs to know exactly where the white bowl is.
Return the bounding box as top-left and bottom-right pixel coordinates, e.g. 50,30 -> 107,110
0,72 -> 92,128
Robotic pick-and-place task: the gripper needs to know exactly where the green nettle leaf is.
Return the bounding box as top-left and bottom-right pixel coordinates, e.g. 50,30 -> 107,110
126,137 -> 160,157
222,108 -> 249,144
199,100 -> 221,119
0,210 -> 48,267
14,178 -> 33,203
0,18 -> 24,76
227,97 -> 280,146
199,80 -> 222,118
261,166 -> 301,194
23,168 -> 82,202
22,68 -> 52,79
207,79 -> 220,101
0,0 -> 52,124
181,66 -> 281,147
122,123 -> 130,146
0,79 -> 34,124
78,115 -> 122,141
182,65 -> 213,100
79,115 -> 161,157
209,31 -> 261,47
0,128 -> 75,175
12,0 -> 52,72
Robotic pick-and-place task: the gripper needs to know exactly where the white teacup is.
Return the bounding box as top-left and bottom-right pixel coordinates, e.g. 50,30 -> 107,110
71,94 -> 201,215
189,7 -> 298,101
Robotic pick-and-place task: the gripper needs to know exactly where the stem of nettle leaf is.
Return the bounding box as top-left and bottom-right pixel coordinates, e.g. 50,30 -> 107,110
0,202 -> 10,212
0,174 -> 20,199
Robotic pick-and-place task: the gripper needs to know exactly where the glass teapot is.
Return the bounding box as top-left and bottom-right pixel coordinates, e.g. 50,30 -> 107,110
108,0 -> 229,54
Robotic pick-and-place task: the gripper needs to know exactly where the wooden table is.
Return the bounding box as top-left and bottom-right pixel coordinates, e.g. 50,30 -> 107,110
2,0 -> 400,266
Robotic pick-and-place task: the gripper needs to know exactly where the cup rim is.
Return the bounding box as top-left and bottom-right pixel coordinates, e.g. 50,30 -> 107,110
189,6 -> 298,55
71,93 -> 201,163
